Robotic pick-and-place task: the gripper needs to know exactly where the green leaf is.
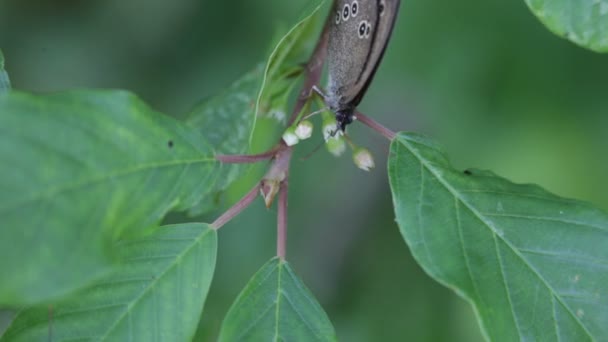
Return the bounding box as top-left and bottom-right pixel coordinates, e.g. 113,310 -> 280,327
0,223 -> 217,341
0,50 -> 10,92
525,0 -> 608,52
389,132 -> 608,341
219,257 -> 337,342
184,0 -> 327,215
0,91 -> 218,306
254,0 -> 326,126
185,67 -> 262,216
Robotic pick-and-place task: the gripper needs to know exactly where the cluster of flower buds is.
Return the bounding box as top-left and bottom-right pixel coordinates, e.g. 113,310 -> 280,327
282,120 -> 314,146
322,112 -> 374,171
281,110 -> 375,172
322,112 -> 346,157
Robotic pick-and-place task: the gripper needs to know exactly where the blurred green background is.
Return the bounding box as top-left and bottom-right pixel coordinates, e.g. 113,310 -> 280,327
1,0 -> 607,340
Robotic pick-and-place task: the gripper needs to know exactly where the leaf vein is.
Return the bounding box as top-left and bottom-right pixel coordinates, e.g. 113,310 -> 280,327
399,136 -> 595,339
0,158 -> 215,213
482,213 -> 608,234
99,228 -> 213,339
454,198 -> 486,308
494,233 -> 524,338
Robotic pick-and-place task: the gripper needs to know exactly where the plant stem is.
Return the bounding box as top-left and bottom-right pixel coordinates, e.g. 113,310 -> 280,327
277,181 -> 289,260
355,111 -> 397,141
274,21 -> 330,259
263,145 -> 292,181
212,18 -> 332,253
211,183 -> 261,230
216,147 -> 278,164
286,18 -> 330,127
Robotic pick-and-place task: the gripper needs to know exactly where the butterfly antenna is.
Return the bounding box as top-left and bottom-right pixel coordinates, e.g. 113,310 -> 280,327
300,125 -> 349,161
299,139 -> 327,161
300,107 -> 328,122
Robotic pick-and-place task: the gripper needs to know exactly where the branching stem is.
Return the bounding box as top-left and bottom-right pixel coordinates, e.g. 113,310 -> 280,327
211,183 -> 261,230
211,18 -> 397,257
210,21 -> 331,235
356,111 -> 397,141
286,18 -> 330,127
216,147 -> 278,163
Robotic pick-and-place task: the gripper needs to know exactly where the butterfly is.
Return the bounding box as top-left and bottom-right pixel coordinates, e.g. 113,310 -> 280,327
324,0 -> 401,132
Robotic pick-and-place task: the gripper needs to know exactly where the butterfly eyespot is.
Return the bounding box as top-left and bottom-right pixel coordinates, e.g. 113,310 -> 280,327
342,3 -> 350,21
379,0 -> 386,16
351,1 -> 358,17
335,10 -> 341,24
358,21 -> 367,39
365,23 -> 372,38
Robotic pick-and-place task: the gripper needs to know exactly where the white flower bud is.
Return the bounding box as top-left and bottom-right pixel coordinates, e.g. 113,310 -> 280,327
353,147 -> 375,171
326,136 -> 346,157
282,127 -> 299,146
295,120 -> 313,140
323,124 -> 340,141
322,113 -> 342,141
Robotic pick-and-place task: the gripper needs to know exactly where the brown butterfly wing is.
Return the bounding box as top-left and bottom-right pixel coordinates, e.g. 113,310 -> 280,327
326,0 -> 378,111
326,0 -> 400,111
350,0 -> 400,107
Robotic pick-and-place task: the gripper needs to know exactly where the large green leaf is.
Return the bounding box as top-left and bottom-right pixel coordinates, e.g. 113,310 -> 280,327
525,0 -> 608,52
0,50 -> 10,92
254,0 -> 327,126
389,132 -> 608,340
219,258 -> 337,342
0,223 -> 217,341
0,91 -> 219,306
185,67 -> 262,216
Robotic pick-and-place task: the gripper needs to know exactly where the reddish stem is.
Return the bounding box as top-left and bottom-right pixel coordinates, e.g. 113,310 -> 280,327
355,111 -> 397,141
277,181 -> 288,260
216,147 -> 278,164
211,17 -> 332,250
286,18 -> 330,127
211,183 -> 261,230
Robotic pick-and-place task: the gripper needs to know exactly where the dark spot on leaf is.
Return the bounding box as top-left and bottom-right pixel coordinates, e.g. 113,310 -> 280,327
464,169 -> 473,175
168,140 -> 174,148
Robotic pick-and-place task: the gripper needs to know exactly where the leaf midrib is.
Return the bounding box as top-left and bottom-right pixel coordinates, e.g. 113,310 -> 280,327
397,135 -> 594,340
251,0 -> 325,144
98,226 -> 213,339
0,158 -> 215,213
272,262 -> 323,341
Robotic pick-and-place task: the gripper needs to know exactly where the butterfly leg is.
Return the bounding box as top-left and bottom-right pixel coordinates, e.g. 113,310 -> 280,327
297,85 -> 330,121
311,85 -> 328,101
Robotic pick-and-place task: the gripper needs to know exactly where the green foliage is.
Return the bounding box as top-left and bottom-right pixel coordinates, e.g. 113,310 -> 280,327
389,132 -> 608,341
0,91 -> 218,306
0,50 -> 10,92
2,0 -> 608,339
525,0 -> 608,52
183,0 -> 326,216
219,258 -> 337,342
254,0 -> 326,126
185,67 -> 263,216
1,223 -> 217,341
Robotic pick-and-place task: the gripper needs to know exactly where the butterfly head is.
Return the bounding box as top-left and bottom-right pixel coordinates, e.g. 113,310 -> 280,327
335,108 -> 354,132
